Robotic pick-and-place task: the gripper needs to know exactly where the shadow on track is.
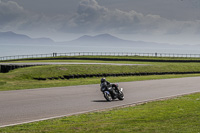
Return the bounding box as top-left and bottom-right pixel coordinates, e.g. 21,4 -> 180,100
92,100 -> 120,102
92,100 -> 108,102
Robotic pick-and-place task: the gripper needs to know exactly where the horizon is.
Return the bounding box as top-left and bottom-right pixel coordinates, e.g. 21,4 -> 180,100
1,31 -> 200,46
1,31 -> 199,46
1,29 -> 200,57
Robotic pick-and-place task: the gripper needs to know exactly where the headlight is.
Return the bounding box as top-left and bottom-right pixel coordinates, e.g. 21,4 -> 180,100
101,87 -> 106,92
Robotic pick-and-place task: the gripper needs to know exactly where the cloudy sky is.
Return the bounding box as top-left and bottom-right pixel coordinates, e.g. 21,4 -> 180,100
1,0 -> 200,44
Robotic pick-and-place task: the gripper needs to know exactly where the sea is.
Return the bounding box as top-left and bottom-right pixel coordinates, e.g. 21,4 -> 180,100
1,44 -> 200,57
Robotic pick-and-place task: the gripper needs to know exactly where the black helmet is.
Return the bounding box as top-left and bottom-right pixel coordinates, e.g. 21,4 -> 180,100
101,78 -> 106,83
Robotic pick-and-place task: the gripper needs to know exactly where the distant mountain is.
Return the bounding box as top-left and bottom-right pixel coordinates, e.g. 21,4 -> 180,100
68,33 -> 130,44
76,34 -> 126,43
1,32 -> 193,48
61,33 -> 172,48
0,31 -> 55,45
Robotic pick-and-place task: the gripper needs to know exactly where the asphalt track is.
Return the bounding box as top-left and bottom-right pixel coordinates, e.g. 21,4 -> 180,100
1,77 -> 200,127
0,62 -> 147,66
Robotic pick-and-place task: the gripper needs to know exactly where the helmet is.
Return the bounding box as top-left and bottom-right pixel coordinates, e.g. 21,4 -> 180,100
101,78 -> 106,83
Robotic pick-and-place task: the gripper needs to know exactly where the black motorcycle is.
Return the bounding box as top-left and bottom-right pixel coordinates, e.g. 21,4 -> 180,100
100,82 -> 124,102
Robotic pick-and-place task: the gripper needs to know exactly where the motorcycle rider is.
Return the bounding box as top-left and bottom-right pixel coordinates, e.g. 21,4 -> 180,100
100,78 -> 118,97
101,77 -> 110,85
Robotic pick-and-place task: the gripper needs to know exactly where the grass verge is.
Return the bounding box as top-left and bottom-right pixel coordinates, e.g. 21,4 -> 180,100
1,60 -> 200,91
1,93 -> 200,132
3,62 -> 200,79
1,73 -> 200,91
0,57 -> 200,132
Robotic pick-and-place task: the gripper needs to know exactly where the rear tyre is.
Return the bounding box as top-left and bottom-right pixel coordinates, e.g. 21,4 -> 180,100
104,91 -> 112,102
118,91 -> 124,100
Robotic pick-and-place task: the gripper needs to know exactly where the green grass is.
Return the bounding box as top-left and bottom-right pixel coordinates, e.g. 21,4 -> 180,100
1,57 -> 200,132
1,59 -> 200,91
1,56 -> 200,91
1,74 -> 200,91
4,62 -> 200,79
1,93 -> 200,133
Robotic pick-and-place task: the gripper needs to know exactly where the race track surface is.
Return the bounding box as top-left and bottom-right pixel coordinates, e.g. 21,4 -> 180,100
0,62 -> 147,66
0,77 -> 200,127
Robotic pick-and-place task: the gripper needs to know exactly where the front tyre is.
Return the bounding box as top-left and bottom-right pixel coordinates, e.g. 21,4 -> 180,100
118,91 -> 124,100
104,91 -> 112,102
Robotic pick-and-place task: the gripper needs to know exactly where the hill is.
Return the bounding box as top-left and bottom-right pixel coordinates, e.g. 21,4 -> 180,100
61,33 -> 172,48
0,31 -> 55,45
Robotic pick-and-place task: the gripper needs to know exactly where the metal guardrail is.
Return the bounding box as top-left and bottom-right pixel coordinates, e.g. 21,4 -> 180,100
1,52 -> 200,61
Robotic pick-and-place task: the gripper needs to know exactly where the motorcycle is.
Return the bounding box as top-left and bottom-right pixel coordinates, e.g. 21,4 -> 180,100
100,82 -> 124,102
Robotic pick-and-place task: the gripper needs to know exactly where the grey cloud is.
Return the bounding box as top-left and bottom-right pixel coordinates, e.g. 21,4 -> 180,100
0,0 -> 67,33
63,0 -> 200,35
0,0 -> 26,28
163,20 -> 200,35
63,0 -> 167,34
1,0 -> 200,38
65,0 -> 108,33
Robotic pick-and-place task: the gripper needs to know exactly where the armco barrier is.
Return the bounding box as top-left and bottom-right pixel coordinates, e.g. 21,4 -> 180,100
0,65 -> 39,73
33,71 -> 200,80
1,52 -> 200,61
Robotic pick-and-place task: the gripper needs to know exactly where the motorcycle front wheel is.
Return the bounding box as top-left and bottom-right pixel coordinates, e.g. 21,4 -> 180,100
118,91 -> 124,100
104,91 -> 112,102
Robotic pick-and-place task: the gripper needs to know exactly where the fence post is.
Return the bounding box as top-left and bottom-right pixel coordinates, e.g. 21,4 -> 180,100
155,52 -> 157,57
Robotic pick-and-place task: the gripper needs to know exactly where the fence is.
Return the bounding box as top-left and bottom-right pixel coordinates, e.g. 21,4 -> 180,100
1,52 -> 200,61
